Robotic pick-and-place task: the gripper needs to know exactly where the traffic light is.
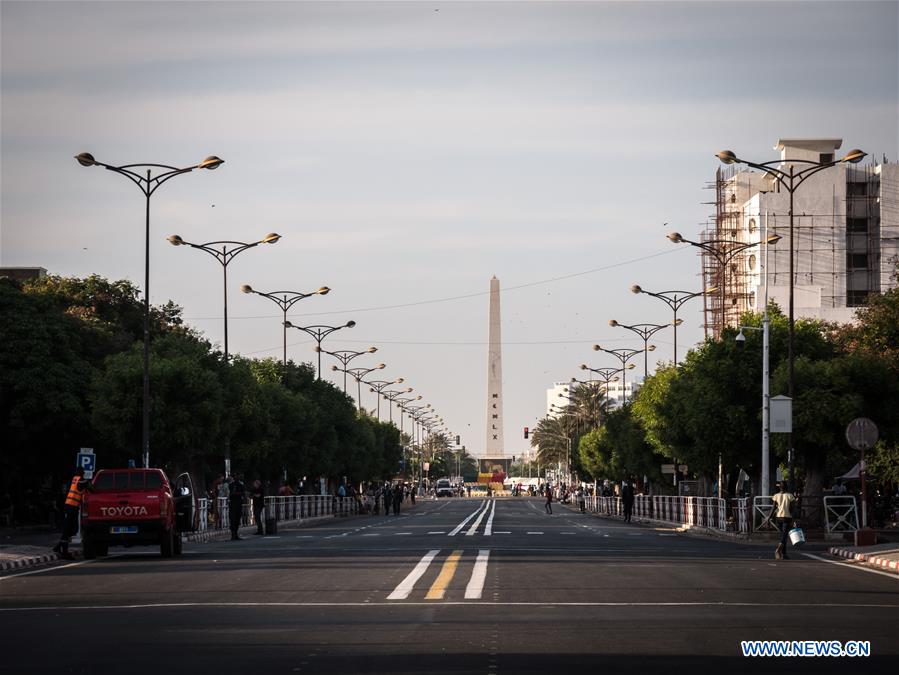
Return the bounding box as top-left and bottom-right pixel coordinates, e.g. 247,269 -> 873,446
455,435 -> 460,445
524,426 -> 529,439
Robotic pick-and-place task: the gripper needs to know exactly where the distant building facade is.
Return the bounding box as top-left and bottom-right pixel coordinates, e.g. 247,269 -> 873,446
703,139 -> 898,337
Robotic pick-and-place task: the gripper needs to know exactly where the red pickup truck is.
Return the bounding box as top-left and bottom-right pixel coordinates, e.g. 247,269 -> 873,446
80,468 -> 198,559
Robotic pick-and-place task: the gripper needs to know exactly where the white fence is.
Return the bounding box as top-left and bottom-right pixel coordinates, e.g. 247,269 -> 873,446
823,495 -> 859,533
197,495 -> 362,532
584,495 -> 728,531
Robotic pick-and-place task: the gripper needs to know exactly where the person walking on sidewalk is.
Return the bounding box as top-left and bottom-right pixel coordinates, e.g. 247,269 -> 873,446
53,467 -> 92,559
545,486 -> 553,514
251,479 -> 265,535
228,476 -> 246,540
771,482 -> 796,560
622,480 -> 635,523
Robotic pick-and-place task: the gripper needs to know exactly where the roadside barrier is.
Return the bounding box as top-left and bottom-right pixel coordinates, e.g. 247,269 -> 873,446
823,495 -> 859,533
584,494 -> 727,531
196,495 -> 362,532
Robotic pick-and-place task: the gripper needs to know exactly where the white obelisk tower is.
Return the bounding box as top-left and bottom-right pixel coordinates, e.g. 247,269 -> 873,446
485,276 -> 504,457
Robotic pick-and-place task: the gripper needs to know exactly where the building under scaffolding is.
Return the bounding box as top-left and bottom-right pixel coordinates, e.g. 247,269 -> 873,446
700,138 -> 899,339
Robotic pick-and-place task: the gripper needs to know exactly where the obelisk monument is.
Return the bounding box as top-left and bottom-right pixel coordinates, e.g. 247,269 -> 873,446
481,276 -> 505,479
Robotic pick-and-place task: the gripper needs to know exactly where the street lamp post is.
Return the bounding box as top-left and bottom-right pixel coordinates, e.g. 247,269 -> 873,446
283,320 -> 356,379
667,231 -> 780,340
75,153 -> 224,469
629,284 -> 712,365
365,379 -> 405,421
717,147 -> 866,491
608,320 -> 667,378
167,234 -> 281,361
591,345 -> 646,404
241,285 -> 331,365
395,396 -> 423,434
317,346 -> 378,392
735,224 -> 778,496
382,388 -> 414,424
334,363 -> 386,410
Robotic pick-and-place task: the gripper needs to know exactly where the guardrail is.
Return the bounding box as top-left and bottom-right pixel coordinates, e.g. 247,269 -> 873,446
197,495 -> 362,532
584,495 -> 727,531
824,495 -> 859,533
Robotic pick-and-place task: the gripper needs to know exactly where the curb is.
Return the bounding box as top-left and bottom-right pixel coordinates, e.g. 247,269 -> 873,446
0,552 -> 68,572
828,546 -> 899,574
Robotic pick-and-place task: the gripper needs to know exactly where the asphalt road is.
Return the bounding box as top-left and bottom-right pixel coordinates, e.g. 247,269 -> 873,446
1,497 -> 897,674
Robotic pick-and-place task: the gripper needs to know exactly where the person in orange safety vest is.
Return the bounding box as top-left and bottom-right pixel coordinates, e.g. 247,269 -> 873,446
52,467 -> 92,560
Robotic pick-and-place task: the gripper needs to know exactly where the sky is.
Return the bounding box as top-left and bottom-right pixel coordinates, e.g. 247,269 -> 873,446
2,0 -> 897,461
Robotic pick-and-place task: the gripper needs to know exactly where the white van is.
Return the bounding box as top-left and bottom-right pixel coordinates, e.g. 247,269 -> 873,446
435,479 -> 454,497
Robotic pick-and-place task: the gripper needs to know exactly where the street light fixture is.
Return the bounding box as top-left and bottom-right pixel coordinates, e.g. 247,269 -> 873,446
316,346 -> 377,392
717,146 -> 864,491
381,387 -> 414,424
630,284 -> 714,365
668,231 -> 780,340
241,284 -> 331,365
167,234 -> 281,361
608,319 -> 668,378
366,378 -> 405,421
76,153 -> 223,469
592,345 -> 646,404
332,363 -> 385,409
283,320 -> 356,379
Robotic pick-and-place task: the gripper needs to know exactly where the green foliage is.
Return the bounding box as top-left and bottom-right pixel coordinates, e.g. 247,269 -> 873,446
1,274 -> 410,520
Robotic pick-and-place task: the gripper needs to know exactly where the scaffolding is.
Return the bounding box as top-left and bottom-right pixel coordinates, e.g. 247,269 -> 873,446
700,159 -> 896,339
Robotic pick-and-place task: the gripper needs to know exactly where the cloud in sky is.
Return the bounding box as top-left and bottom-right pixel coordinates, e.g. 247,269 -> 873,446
2,0 -> 897,459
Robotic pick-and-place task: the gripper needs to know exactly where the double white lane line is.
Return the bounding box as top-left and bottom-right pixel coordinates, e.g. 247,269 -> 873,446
448,499 -> 495,537
388,549 -> 491,600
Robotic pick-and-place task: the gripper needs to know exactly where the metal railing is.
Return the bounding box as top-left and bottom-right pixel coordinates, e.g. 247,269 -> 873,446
729,498 -> 750,534
197,495 -> 362,532
824,495 -> 859,533
585,495 -> 727,531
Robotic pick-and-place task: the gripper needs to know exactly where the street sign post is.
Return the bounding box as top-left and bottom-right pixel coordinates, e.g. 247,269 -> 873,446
76,448 -> 95,479
845,417 -> 878,531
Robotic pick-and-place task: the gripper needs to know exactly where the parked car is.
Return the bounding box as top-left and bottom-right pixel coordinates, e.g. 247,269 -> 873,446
80,468 -> 198,558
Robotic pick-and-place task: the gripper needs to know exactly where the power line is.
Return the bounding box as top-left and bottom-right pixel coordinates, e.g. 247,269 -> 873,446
183,247 -> 681,322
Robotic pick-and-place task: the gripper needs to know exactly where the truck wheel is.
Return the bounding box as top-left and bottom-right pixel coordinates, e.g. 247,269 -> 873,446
173,532 -> 183,555
160,529 -> 174,558
82,537 -> 97,560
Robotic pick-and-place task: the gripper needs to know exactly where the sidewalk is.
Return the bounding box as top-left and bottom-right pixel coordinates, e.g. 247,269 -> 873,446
828,543 -> 899,574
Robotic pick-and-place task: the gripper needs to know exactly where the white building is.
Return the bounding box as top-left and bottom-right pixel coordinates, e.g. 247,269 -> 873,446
703,139 -> 898,336
547,378 -> 641,416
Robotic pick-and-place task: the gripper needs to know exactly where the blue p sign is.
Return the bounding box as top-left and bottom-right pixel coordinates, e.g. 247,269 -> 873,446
77,453 -> 95,472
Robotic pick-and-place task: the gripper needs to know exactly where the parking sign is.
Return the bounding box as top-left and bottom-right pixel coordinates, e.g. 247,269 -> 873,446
77,448 -> 95,478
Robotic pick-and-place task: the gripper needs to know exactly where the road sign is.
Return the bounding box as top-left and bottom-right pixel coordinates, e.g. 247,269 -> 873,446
770,395 -> 792,433
76,448 -> 95,478
661,464 -> 675,474
846,417 -> 878,450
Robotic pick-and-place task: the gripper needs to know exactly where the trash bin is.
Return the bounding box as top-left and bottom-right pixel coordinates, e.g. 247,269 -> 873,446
265,517 -> 277,535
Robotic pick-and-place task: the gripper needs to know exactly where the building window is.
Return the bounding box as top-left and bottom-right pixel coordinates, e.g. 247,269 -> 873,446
748,218 -> 757,233
847,253 -> 869,269
847,289 -> 870,307
847,182 -> 868,196
748,254 -> 757,271
820,153 -> 833,163
847,217 -> 868,233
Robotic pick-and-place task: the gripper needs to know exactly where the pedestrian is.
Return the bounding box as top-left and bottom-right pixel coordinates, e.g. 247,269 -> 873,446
577,486 -> 586,513
228,475 -> 246,540
381,485 -> 391,516
278,481 -> 294,496
545,485 -> 553,514
53,467 -> 92,560
466,485 -> 472,498
770,482 -> 796,560
251,479 -> 265,535
622,480 -> 635,523
392,485 -> 402,515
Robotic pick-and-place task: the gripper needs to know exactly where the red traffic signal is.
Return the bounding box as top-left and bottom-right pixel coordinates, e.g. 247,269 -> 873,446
524,426 -> 529,439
